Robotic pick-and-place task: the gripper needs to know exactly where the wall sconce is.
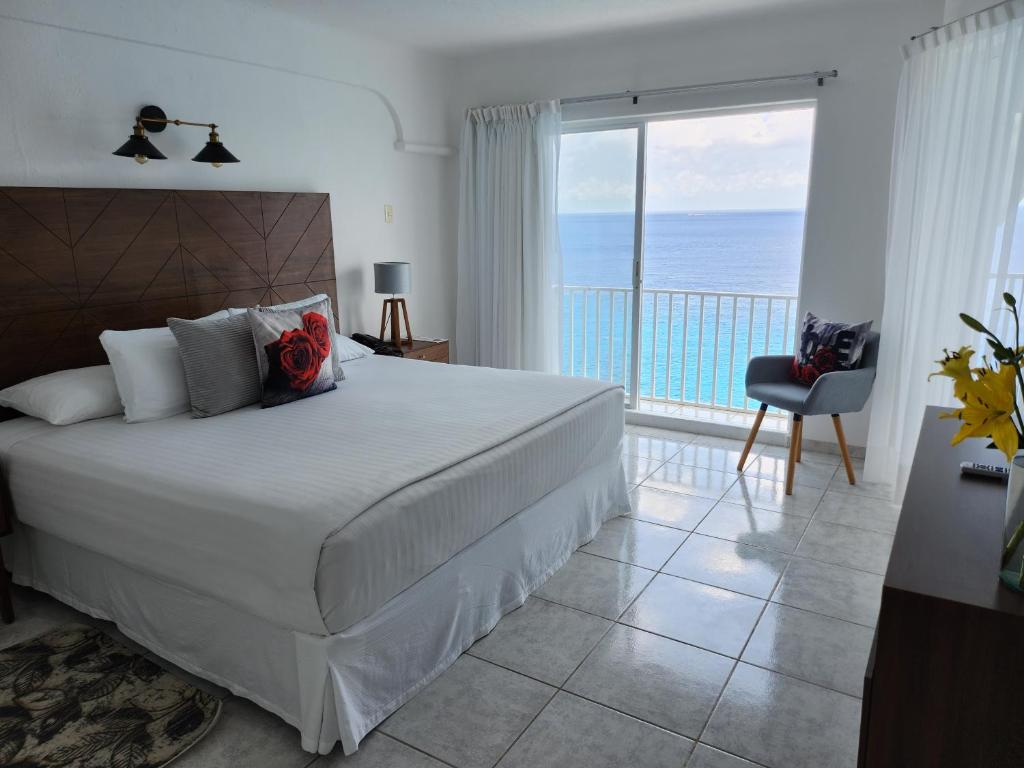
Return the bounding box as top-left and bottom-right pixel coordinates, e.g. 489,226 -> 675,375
113,105 -> 239,167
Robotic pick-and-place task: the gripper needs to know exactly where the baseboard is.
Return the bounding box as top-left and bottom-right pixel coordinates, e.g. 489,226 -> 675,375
625,410 -> 866,459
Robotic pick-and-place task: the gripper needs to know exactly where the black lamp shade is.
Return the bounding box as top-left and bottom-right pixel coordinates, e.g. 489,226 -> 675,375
192,141 -> 239,165
112,133 -> 166,160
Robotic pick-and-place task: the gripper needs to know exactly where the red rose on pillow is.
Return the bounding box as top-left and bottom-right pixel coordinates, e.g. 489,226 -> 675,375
791,358 -> 817,386
277,329 -> 323,391
302,312 -> 332,359
812,346 -> 838,375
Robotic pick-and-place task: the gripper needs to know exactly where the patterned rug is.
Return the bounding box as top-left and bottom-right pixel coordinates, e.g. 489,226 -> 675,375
0,624 -> 221,767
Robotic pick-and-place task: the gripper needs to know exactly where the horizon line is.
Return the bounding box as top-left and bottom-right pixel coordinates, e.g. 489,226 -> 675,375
559,208 -> 805,215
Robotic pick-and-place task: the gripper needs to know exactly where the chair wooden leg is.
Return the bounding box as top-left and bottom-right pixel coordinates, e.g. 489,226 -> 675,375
737,403 -> 768,471
786,415 -> 802,496
832,414 -> 856,485
795,417 -> 803,463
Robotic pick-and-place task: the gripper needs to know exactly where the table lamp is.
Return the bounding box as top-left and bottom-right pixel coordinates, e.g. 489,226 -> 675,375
374,261 -> 412,347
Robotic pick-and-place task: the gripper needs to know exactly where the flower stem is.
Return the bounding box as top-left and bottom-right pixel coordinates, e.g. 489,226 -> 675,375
1011,307 -> 1024,441
1003,518 -> 1024,568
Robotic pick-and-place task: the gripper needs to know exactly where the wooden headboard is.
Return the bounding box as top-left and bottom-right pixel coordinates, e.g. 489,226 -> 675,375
0,187 -> 336,391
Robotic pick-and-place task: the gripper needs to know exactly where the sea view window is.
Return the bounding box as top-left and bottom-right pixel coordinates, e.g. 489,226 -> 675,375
559,104 -> 816,425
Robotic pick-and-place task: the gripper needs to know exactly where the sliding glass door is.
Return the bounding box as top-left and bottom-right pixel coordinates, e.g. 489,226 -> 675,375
558,126 -> 644,405
558,104 -> 815,416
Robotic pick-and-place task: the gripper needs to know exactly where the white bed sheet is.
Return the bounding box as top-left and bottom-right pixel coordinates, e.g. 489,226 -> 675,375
0,357 -> 623,634
5,448 -> 628,754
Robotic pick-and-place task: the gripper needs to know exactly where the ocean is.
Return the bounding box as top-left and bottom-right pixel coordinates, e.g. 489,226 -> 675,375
560,210 -> 805,408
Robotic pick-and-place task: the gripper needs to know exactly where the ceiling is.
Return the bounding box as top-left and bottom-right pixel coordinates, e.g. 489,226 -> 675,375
257,0 -> 852,55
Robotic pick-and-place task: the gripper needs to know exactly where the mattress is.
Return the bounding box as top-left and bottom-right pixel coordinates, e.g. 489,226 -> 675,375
0,356 -> 624,634
6,448 -> 628,754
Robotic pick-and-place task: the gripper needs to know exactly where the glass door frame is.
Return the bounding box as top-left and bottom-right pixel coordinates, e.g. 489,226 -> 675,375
562,119 -> 647,409
562,99 -> 817,412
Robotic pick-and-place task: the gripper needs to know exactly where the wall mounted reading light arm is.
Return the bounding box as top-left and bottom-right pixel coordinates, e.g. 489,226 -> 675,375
113,105 -> 239,166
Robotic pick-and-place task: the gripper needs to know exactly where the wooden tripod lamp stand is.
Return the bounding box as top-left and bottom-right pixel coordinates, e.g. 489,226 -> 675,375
374,261 -> 412,347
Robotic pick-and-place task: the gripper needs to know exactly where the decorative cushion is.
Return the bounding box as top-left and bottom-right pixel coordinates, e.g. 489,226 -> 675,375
100,310 -> 230,423
168,314 -> 260,418
247,304 -> 338,408
791,312 -> 873,386
0,365 -> 123,425
231,293 -> 347,378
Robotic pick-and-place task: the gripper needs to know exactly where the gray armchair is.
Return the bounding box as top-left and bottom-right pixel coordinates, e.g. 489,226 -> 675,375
736,331 -> 879,495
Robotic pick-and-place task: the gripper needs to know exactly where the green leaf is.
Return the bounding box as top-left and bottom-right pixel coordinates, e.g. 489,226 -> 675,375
960,313 -> 992,335
986,338 -> 1011,362
1005,292 -> 1017,307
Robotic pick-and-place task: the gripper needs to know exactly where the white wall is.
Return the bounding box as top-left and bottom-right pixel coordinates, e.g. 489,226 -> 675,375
944,0 -> 995,22
448,0 -> 944,447
0,0 -> 457,340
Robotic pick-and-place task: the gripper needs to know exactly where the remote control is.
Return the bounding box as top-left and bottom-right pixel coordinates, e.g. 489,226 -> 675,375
960,461 -> 1010,481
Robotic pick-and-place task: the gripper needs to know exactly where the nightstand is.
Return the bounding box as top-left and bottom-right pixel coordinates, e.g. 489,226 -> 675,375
386,339 -> 449,363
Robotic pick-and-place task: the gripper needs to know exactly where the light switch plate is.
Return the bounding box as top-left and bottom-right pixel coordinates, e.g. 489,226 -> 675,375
384,204 -> 394,224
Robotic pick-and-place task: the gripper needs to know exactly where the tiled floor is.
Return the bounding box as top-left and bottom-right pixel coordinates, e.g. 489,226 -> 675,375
1,423 -> 896,768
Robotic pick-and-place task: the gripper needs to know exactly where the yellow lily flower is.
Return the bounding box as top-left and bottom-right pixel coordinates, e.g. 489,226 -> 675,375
940,361 -> 1021,462
929,346 -> 976,401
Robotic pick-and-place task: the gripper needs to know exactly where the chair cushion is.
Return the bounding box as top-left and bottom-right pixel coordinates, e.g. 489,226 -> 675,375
747,381 -> 812,414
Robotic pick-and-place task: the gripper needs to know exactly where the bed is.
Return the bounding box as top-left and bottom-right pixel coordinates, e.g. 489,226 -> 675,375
0,187 -> 628,754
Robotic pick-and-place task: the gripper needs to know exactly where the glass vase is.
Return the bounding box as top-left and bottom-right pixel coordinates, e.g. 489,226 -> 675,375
1001,455 -> 1024,592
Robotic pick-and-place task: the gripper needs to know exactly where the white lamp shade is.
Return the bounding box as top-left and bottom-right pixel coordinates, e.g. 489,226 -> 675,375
374,262 -> 411,295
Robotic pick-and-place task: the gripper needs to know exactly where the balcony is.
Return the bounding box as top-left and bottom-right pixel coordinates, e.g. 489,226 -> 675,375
561,285 -> 799,432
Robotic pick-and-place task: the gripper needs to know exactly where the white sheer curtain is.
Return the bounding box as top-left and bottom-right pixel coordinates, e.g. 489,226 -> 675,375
456,101 -> 563,372
865,0 -> 1024,491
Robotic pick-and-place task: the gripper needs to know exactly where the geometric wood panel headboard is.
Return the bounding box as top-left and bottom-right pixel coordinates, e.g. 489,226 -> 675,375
0,187 -> 336,390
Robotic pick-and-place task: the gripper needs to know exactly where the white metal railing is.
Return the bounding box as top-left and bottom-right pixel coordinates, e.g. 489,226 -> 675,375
562,285 -> 799,413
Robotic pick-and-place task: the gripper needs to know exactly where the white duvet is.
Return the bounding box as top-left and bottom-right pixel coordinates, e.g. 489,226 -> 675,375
0,357 -> 623,635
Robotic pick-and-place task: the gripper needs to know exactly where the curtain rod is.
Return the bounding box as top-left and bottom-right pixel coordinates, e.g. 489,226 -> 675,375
560,70 -> 838,105
911,0 -> 1014,40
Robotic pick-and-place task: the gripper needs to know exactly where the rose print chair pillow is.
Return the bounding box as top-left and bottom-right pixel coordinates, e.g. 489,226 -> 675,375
790,312 -> 873,386
247,300 -> 339,408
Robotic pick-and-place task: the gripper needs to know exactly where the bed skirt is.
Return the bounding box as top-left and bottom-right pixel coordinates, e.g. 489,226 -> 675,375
3,450 -> 628,755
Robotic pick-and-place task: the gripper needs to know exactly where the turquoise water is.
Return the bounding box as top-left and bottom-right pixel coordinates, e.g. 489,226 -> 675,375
560,210 -> 804,407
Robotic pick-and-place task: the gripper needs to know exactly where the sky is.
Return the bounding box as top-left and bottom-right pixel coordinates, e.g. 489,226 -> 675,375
558,106 -> 816,214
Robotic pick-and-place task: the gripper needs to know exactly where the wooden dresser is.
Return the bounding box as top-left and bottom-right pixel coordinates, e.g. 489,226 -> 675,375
859,407 -> 1024,767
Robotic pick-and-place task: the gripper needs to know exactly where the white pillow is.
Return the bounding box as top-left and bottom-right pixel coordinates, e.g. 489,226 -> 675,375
0,365 -> 124,425
334,334 -> 374,362
100,311 -> 230,423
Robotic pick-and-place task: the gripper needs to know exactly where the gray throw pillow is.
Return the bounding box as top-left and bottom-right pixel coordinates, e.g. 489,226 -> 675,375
168,314 -> 261,418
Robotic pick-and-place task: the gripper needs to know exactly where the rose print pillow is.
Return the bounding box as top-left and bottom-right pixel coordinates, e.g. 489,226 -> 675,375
790,312 -> 873,386
247,301 -> 339,408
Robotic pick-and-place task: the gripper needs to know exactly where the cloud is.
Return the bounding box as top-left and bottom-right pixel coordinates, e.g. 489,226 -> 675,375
648,108 -> 814,149
561,178 -> 635,205
559,106 -> 815,213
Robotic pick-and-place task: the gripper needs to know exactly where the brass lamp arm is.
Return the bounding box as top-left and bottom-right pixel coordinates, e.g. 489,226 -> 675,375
137,116 -> 217,131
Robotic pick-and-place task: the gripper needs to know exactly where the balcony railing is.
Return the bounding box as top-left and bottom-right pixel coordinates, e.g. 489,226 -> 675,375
562,285 -> 799,413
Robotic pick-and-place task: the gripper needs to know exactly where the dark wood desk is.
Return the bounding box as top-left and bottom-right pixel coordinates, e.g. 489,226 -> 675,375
859,407 -> 1024,767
